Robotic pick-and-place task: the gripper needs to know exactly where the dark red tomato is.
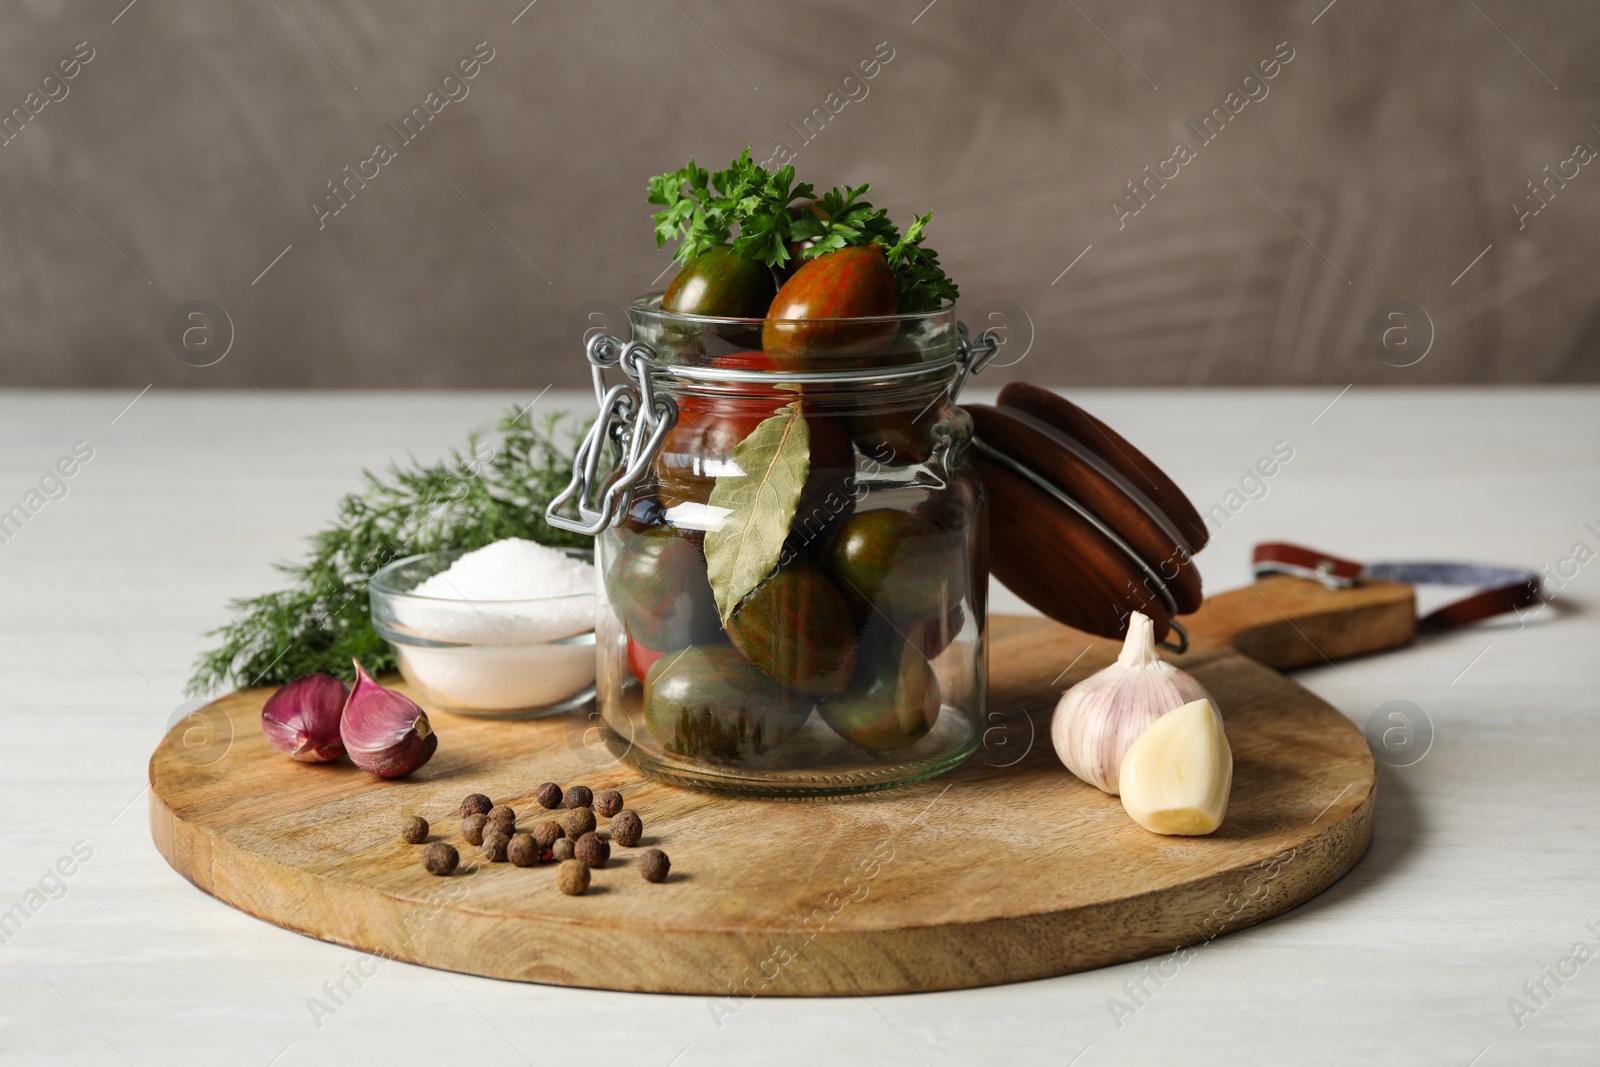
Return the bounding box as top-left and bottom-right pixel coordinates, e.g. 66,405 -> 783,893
627,635 -> 664,682
654,351 -> 854,509
851,396 -> 941,466
824,508 -> 969,628
671,350 -> 778,440
655,351 -> 785,508
763,246 -> 898,371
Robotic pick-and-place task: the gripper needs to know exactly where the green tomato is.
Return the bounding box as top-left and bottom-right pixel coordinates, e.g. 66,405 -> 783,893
644,644 -> 813,763
724,556 -> 857,696
661,246 -> 778,318
819,638 -> 942,752
606,526 -> 723,651
824,508 -> 967,628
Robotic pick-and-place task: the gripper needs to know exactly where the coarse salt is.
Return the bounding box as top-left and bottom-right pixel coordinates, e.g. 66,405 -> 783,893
389,538 -> 599,712
412,537 -> 594,602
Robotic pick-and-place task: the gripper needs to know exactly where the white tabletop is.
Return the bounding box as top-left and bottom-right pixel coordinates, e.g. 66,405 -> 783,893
1,387 -> 1595,1066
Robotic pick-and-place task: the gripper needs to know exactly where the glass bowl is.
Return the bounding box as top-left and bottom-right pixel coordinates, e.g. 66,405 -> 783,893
369,548 -> 597,719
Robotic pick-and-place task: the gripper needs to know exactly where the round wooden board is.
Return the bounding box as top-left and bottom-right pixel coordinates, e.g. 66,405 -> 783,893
150,576 -> 1411,996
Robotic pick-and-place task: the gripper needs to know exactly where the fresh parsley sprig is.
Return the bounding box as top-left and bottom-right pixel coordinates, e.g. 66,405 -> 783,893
879,210 -> 960,314
787,183 -> 898,256
647,148 -> 960,313
648,148 -> 814,267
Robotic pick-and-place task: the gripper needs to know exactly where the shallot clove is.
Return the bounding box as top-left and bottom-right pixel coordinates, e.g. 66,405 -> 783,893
341,659 -> 438,779
260,672 -> 349,762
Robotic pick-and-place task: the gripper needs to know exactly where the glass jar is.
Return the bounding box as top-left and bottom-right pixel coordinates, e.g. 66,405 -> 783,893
548,295 -> 998,796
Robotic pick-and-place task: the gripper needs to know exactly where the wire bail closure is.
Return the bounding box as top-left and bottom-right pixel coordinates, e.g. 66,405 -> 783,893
545,319 -> 1001,536
545,333 -> 677,535
950,320 -> 1001,401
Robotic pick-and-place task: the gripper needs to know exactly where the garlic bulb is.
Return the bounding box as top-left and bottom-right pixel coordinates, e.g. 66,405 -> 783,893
1050,612 -> 1213,794
1119,698 -> 1232,835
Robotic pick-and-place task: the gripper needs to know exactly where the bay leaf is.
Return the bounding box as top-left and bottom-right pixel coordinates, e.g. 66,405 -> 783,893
704,402 -> 811,623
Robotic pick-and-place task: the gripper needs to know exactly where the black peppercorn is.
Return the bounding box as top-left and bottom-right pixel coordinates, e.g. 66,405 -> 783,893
557,859 -> 590,895
575,832 -> 610,868
551,837 -> 575,862
535,782 -> 563,809
508,832 -> 538,867
564,785 -> 593,809
487,805 -> 517,835
610,809 -> 643,848
401,816 -> 429,844
460,794 -> 492,817
462,812 -> 489,845
482,830 -> 510,862
423,842 -> 459,875
594,789 -> 623,818
532,820 -> 565,849
639,848 -> 670,883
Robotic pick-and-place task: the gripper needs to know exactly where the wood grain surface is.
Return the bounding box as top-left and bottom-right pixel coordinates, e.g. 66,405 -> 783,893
149,576 -> 1413,995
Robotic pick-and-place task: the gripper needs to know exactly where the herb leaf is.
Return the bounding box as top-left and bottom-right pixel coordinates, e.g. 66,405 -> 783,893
791,187 -> 958,313
703,403 -> 811,623
186,407 -> 587,695
648,148 -> 961,313
881,210 -> 960,314
649,148 -> 813,267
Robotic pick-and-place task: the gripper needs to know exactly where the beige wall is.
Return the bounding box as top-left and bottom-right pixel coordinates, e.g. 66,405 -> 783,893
1,0 -> 1595,389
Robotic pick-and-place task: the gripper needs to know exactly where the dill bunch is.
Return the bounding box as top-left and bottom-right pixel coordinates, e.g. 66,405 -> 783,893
187,406 -> 587,695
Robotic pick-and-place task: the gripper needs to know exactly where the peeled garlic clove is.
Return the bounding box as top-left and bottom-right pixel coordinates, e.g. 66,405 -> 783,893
260,673 -> 348,762
1051,611 -> 1213,794
341,660 -> 438,779
1119,698 -> 1232,836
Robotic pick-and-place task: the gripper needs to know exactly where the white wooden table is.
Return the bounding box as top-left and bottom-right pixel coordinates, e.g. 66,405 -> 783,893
1,388 -> 1594,1066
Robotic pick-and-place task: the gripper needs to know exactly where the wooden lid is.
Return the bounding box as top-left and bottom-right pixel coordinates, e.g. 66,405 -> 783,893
973,448 -> 1175,641
965,385 -> 1209,642
997,382 -> 1210,553
966,404 -> 1203,614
